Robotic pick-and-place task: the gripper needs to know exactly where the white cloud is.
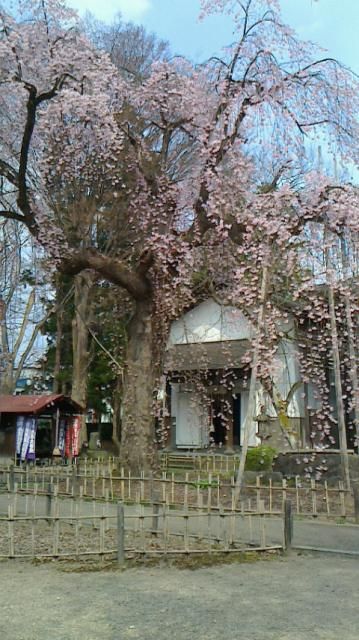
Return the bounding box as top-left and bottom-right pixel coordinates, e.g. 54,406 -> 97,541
116,0 -> 152,20
70,0 -> 152,23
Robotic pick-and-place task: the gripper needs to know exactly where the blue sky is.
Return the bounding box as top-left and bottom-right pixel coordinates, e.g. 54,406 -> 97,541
69,0 -> 359,72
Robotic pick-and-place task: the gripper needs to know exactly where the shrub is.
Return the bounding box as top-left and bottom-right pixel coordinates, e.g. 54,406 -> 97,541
245,446 -> 277,472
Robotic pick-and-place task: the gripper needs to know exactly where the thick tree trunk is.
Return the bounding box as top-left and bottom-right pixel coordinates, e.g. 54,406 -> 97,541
120,299 -> 159,473
71,273 -> 93,445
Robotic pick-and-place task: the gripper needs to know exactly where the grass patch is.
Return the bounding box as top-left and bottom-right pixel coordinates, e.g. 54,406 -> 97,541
55,549 -> 281,573
189,480 -> 220,489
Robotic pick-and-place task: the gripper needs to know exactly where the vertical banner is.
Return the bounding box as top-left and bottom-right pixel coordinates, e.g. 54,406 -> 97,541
72,416 -> 81,457
18,416 -> 37,461
58,419 -> 66,457
20,419 -> 31,461
26,417 -> 37,461
64,416 -> 81,458
16,416 -> 25,456
65,424 -> 72,459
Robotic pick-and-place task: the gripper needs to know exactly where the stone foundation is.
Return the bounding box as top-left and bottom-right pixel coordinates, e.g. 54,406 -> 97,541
273,450 -> 359,483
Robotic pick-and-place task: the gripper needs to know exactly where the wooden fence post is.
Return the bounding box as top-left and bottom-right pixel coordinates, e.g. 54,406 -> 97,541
72,465 -> 79,497
46,483 -> 53,521
8,504 -> 15,558
9,465 -> 15,492
151,490 -> 160,537
117,502 -> 125,566
284,499 -> 293,553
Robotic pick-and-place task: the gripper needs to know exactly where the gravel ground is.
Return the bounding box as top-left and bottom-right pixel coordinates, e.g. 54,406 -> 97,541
0,553 -> 358,640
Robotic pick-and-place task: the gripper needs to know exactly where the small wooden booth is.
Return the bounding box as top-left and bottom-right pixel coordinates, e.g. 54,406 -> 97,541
0,394 -> 83,463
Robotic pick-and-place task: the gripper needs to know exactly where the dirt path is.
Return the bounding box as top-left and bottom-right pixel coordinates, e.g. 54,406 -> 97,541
0,553 -> 358,640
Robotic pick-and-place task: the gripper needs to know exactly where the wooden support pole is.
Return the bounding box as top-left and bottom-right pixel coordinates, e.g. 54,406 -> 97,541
9,465 -> 15,492
117,502 -> 125,566
151,490 -> 160,537
72,465 -> 78,497
327,275 -> 351,490
353,484 -> 359,525
235,262 -> 271,502
183,507 -> 189,552
284,499 -> 293,553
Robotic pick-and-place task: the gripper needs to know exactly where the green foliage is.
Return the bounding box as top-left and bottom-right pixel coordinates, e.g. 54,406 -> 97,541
190,480 -> 219,489
192,267 -> 209,286
38,275 -> 74,393
245,446 -> 277,472
86,320 -> 125,417
19,268 -> 36,286
33,276 -> 127,417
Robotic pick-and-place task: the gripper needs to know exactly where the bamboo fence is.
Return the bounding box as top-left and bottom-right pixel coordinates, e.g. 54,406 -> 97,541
1,464 -> 356,520
0,485 -> 283,561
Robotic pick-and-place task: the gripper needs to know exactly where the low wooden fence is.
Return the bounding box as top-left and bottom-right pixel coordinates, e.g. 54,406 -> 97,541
1,465 -> 357,521
0,488 -> 283,561
160,453 -> 241,473
2,453 -> 240,475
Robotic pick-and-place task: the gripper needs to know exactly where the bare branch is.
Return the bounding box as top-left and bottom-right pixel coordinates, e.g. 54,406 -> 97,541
0,160 -> 19,187
12,289 -> 35,360
0,210 -> 27,224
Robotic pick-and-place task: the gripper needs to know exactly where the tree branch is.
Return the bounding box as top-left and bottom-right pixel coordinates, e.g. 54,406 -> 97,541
61,249 -> 152,300
0,210 -> 27,224
15,75 -> 73,235
12,289 -> 35,360
0,160 -> 19,187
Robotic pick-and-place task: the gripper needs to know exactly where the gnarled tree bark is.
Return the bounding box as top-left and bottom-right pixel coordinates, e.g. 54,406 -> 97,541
120,298 -> 159,473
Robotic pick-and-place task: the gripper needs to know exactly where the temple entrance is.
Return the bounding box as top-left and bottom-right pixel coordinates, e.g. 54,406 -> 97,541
173,386 -> 209,448
210,397 -> 227,446
210,394 -> 242,448
171,383 -> 251,450
233,394 -> 241,446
